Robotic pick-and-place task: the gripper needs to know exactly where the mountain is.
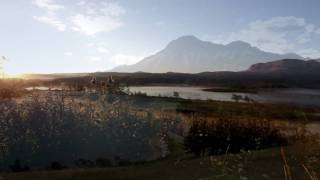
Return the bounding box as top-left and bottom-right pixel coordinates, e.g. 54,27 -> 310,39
247,59 -> 320,74
111,35 -> 303,73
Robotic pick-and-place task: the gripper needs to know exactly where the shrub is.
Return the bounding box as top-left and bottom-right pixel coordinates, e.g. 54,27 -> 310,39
9,159 -> 30,172
0,93 -> 164,170
0,88 -> 21,99
95,158 -> 112,167
49,161 -> 67,170
74,159 -> 95,168
115,156 -> 132,166
184,117 -> 287,157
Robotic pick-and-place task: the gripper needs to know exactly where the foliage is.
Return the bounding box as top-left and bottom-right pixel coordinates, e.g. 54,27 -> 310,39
0,92 -> 166,170
184,117 -> 287,157
0,80 -> 26,99
47,71 -> 320,89
173,91 -> 180,98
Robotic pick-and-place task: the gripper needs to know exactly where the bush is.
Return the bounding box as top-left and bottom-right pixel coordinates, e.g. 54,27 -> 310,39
74,159 -> 95,168
115,156 -> 133,166
184,117 -> 287,157
0,88 -> 21,99
0,79 -> 26,99
0,93 -> 164,170
95,158 -> 112,167
9,160 -> 30,172
49,161 -> 67,170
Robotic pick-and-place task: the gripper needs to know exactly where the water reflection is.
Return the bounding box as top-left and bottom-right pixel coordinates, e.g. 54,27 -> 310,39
129,86 -> 320,106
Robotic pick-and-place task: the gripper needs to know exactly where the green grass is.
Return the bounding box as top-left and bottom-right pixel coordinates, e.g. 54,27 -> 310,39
131,95 -> 320,121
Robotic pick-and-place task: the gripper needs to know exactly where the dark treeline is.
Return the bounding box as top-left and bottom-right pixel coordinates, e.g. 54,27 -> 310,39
34,71 -> 320,89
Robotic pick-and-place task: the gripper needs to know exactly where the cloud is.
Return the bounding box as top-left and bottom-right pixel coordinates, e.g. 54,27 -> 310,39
155,21 -> 165,27
64,52 -> 73,56
89,56 -> 102,62
77,0 -> 86,6
110,54 -> 143,66
296,32 -> 311,44
297,48 -> 320,59
71,14 -> 124,35
97,47 -> 110,54
32,1 -> 125,35
87,43 -> 95,47
33,0 -> 66,31
33,0 -> 64,11
100,2 -> 126,16
222,16 -> 319,54
306,24 -> 315,33
34,15 -> 66,31
71,2 -> 125,35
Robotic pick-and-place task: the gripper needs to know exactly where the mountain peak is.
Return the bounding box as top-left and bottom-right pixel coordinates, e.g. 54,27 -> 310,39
166,35 -> 207,50
168,35 -> 201,46
111,35 -> 304,73
226,41 -> 252,48
175,35 -> 200,41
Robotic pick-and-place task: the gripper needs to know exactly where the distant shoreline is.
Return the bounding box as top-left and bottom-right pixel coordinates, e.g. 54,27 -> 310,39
202,87 -> 257,93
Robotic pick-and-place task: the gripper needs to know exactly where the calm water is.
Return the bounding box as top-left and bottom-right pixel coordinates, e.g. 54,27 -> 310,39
26,86 -> 320,106
25,86 -> 62,91
129,86 -> 320,106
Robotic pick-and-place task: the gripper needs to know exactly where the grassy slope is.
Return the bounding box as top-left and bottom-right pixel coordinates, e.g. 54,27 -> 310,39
2,143 -> 320,180
132,96 -> 320,121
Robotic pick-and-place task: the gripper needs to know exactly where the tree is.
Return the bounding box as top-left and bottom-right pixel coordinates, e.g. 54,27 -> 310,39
243,95 -> 251,103
232,94 -> 242,102
173,91 -> 180,98
0,56 -> 8,79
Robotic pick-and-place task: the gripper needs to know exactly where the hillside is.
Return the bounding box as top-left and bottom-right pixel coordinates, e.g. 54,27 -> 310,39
248,59 -> 320,73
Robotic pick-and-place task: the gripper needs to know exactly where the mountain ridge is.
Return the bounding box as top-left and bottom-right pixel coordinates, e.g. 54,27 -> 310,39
247,59 -> 320,73
111,35 -> 303,73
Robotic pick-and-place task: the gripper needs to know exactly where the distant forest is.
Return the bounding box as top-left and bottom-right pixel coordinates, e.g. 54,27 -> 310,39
31,71 -> 320,89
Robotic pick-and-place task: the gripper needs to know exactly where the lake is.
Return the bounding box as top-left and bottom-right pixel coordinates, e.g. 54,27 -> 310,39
25,86 -> 62,91
26,86 -> 320,106
129,86 -> 320,106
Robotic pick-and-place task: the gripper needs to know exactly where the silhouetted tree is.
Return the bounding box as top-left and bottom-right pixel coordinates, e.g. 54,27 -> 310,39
173,91 -> 180,98
232,94 -> 242,102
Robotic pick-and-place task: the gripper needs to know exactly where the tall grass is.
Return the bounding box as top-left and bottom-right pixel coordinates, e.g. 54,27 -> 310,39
184,116 -> 288,157
0,91 -> 168,170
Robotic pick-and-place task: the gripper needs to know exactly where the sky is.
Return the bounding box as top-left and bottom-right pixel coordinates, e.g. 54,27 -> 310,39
1,0 -> 320,75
